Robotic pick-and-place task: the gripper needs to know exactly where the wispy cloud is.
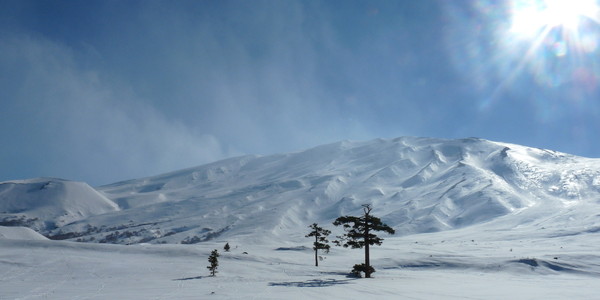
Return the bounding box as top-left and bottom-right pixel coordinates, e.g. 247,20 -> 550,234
0,2 -> 373,185
0,33 -> 231,185
8,1 -> 593,185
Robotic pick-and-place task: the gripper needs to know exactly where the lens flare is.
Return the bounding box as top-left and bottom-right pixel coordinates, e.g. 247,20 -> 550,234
502,0 -> 600,90
444,0 -> 600,115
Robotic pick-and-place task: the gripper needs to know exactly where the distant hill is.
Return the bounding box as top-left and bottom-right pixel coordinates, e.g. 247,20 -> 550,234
0,226 -> 48,240
0,178 -> 119,232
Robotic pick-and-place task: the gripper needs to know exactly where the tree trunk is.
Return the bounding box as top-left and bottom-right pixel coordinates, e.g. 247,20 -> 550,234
314,234 -> 319,267
364,216 -> 371,278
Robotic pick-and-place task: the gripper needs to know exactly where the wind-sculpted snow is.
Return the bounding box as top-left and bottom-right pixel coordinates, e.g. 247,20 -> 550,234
2,137 -> 600,245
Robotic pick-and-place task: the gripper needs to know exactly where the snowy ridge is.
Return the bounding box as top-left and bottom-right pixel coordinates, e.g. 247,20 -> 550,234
0,136 -> 594,245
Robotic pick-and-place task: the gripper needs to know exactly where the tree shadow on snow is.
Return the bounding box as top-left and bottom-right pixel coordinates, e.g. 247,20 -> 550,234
319,271 -> 355,276
268,278 -> 355,287
173,276 -> 206,281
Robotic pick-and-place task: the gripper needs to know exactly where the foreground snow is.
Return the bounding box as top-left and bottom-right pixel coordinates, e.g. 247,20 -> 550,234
2,223 -> 599,300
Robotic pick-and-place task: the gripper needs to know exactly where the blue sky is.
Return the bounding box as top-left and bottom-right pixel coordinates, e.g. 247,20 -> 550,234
1,0 -> 599,186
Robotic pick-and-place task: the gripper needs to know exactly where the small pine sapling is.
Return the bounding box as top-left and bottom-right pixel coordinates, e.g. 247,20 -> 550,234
207,249 -> 219,276
224,242 -> 230,252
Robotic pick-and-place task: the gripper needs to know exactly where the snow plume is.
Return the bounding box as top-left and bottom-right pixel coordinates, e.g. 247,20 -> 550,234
0,34 -> 231,185
0,2 -> 374,185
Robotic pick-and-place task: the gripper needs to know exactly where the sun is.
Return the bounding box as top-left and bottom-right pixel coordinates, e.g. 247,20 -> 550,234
510,0 -> 599,36
472,0 -> 600,106
503,0 -> 600,77
443,0 -> 600,111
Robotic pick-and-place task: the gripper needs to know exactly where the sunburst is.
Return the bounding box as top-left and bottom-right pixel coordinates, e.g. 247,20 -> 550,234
492,0 -> 600,98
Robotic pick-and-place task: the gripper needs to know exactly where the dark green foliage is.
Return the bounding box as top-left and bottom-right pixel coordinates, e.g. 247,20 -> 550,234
207,249 -> 219,276
351,263 -> 375,278
305,223 -> 331,266
333,204 -> 395,278
333,208 -> 395,248
224,242 -> 230,252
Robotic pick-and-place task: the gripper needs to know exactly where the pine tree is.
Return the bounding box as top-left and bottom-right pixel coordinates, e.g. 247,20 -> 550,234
305,223 -> 331,266
333,204 -> 395,278
207,249 -> 219,276
224,242 -> 230,252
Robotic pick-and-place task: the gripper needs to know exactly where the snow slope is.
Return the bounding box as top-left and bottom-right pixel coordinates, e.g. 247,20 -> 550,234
38,136 -> 600,245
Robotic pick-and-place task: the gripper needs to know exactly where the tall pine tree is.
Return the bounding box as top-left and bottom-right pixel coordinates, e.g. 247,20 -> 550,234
207,249 -> 219,276
305,223 -> 331,266
333,204 -> 395,278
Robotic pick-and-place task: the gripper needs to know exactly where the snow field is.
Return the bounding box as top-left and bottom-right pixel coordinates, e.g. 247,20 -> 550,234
2,222 -> 600,300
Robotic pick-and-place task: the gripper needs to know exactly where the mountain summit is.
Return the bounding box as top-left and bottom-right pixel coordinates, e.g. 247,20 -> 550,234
2,137 -> 600,244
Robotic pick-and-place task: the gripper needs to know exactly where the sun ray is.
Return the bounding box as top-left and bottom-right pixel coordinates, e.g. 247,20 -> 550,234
501,1 -> 600,89
446,1 -> 600,111
487,24 -> 554,103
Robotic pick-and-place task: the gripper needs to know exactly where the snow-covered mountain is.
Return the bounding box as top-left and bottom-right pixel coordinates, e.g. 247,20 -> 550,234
3,137 -> 600,299
2,137 -> 600,245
